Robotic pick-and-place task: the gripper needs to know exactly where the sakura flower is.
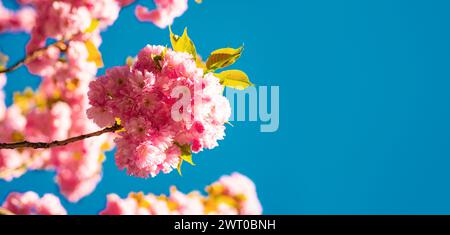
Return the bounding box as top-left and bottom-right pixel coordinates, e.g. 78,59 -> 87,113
0,105 -> 31,181
135,0 -> 188,28
100,193 -> 149,215
0,1 -> 36,33
87,45 -> 231,178
208,172 -> 263,215
35,1 -> 92,40
0,0 -> 123,202
100,173 -> 262,215
25,102 -> 72,142
1,191 -> 67,215
50,100 -> 115,202
24,0 -> 120,77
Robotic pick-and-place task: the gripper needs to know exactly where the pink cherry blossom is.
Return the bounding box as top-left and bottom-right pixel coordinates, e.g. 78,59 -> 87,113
100,173 -> 262,215
0,0 -> 122,201
211,172 -> 263,215
24,0 -> 119,77
0,105 -> 37,181
135,0 -> 188,28
25,102 -> 72,142
0,0 -> 257,213
2,191 -> 67,215
87,45 -> 231,178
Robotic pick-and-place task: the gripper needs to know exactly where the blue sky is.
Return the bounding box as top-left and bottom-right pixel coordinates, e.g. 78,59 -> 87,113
2,0 -> 450,214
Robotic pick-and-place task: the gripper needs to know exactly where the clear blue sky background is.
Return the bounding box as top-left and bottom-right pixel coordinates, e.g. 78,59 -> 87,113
2,0 -> 450,214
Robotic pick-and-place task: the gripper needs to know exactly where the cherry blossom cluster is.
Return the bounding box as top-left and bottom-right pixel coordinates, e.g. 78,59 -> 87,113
0,1 -> 35,33
1,0 -> 192,31
0,0 -> 122,202
87,45 -> 231,178
100,173 -> 262,215
1,191 -> 67,215
0,89 -> 115,202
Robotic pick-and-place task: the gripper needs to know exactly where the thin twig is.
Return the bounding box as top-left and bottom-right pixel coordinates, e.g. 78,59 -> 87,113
0,123 -> 122,149
0,40 -> 68,74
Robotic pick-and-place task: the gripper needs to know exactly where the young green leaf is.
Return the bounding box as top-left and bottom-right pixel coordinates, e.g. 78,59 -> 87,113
206,46 -> 243,71
85,40 -> 103,68
169,26 -> 197,60
179,144 -> 195,166
151,48 -> 167,70
177,160 -> 183,176
169,25 -> 178,48
175,143 -> 195,176
215,70 -> 253,90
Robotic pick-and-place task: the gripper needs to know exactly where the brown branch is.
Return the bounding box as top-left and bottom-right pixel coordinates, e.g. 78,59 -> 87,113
0,123 -> 122,150
0,40 -> 68,74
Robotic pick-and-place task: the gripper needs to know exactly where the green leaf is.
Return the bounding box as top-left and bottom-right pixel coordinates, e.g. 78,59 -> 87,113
175,143 -> 195,176
215,70 -> 253,90
84,19 -> 100,33
177,160 -> 183,176
169,25 -> 178,48
169,26 -> 197,60
206,46 -> 243,71
179,144 -> 194,166
85,40 -> 103,68
151,47 -> 167,70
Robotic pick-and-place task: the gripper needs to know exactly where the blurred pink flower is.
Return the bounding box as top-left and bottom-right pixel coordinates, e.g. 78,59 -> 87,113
0,0 -> 122,202
2,191 -> 67,215
135,0 -> 188,28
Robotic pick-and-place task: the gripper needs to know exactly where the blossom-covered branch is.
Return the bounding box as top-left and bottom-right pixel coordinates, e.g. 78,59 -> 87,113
0,40 -> 68,74
0,0 -> 255,205
0,0 -> 124,201
0,122 -> 121,149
